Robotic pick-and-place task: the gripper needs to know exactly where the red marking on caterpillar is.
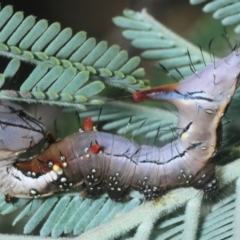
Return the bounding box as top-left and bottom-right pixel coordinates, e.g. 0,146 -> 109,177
84,117 -> 94,131
90,144 -> 101,154
2,50 -> 240,201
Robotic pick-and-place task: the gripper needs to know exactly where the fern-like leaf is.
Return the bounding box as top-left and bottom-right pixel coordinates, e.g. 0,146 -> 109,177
113,9 -> 212,79
0,5 -> 149,108
190,0 -> 240,34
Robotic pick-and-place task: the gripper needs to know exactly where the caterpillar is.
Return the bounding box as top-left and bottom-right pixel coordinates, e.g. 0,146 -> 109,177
0,100 -> 46,201
3,50 -> 240,202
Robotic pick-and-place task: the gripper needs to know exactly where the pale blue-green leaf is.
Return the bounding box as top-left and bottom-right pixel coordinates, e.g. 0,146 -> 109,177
20,63 -> 49,91
84,199 -> 115,231
46,91 -> 59,100
0,5 -> 13,29
3,58 -> 20,83
12,199 -> 43,226
48,67 -> 77,93
94,44 -> 120,68
62,71 -> 89,95
106,50 -> 128,71
142,48 -> 187,60
73,95 -> 87,102
59,92 -> 73,101
134,221 -> 154,240
123,76 -> 137,84
86,99 -> 104,105
85,66 -> 96,74
131,68 -> 145,78
75,81 -> 105,97
40,195 -> 71,237
122,9 -> 136,19
213,2 -> 240,19
22,50 -> 34,59
9,46 -> 21,55
98,68 -> 112,77
33,65 -> 63,91
45,27 -> 72,56
119,56 -> 140,74
190,0 -> 206,4
56,31 -> 86,59
222,13 -> 240,25
0,42 -> 8,51
181,198 -> 202,240
31,91 -> 46,100
203,0 -> 235,13
19,20 -> 48,49
31,22 -> 61,51
47,56 -> 60,66
82,41 -> 108,66
60,59 -> 73,68
158,224 -> 183,239
235,24 -> 240,34
24,197 -> 59,234
69,37 -> 96,62
73,197 -> 106,235
0,11 -> 24,42
7,15 -> 36,45
157,215 -> 184,228
113,70 -> 125,79
64,198 -> 92,234
132,38 -> 175,49
122,29 -> 162,39
1,199 -> 29,215
0,75 -> 5,89
0,195 -> 9,212
51,196 -> 82,237
113,16 -> 151,30
34,52 -> 49,60
159,55 -> 200,69
233,178 -> 240,239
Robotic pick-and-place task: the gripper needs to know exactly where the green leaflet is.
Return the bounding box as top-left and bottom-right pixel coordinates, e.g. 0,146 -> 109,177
0,5 -> 148,107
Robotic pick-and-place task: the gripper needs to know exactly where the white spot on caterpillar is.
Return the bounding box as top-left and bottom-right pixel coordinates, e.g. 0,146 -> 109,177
48,161 -> 53,168
30,189 -> 37,195
60,177 -> 67,182
205,109 -> 214,114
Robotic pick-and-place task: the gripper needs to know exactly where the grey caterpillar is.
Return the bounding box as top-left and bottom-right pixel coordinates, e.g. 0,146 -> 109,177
2,50 -> 240,201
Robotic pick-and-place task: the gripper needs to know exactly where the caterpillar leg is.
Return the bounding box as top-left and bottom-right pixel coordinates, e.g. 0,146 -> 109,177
83,184 -> 103,199
191,164 -> 219,195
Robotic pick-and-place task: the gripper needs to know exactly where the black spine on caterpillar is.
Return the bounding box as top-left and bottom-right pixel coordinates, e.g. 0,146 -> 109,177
9,50 -> 240,201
